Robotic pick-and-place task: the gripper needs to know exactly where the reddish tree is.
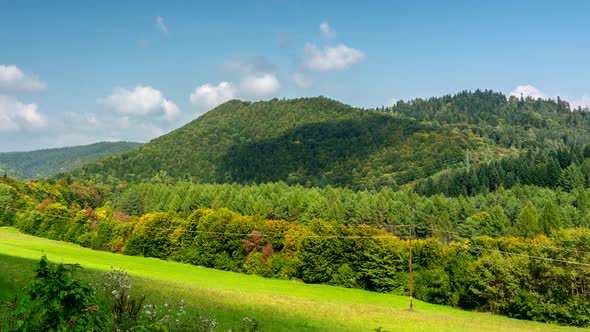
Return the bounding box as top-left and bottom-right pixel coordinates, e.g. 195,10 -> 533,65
113,211 -> 132,223
244,230 -> 264,254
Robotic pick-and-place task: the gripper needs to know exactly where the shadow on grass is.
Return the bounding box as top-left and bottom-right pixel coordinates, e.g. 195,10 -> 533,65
0,254 -> 339,331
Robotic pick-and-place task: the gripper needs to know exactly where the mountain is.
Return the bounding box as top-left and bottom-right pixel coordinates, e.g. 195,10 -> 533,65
383,90 -> 590,148
0,141 -> 142,180
63,91 -> 590,189
64,96 -> 500,188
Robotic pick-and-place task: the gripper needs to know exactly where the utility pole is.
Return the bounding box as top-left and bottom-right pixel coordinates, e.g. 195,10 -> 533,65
409,224 -> 414,311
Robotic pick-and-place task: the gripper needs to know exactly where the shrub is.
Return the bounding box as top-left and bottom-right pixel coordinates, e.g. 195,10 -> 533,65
14,255 -> 103,331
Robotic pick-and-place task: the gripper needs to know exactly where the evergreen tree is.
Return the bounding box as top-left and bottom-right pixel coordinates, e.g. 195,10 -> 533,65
539,200 -> 561,235
484,206 -> 510,237
514,201 -> 540,238
560,164 -> 585,191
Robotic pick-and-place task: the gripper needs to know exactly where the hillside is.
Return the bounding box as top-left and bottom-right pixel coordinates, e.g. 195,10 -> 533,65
65,96 -> 498,188
383,90 -> 590,149
2,228 -> 584,332
64,91 -> 590,189
0,141 -> 141,180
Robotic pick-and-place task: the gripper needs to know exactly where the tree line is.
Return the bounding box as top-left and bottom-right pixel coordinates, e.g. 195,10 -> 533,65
110,180 -> 590,239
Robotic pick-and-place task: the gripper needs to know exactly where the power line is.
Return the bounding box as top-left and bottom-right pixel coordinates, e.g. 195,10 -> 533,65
4,204 -> 590,266
429,227 -> 590,256
126,224 -> 401,239
1,204 -> 411,230
467,246 -> 590,267
2,204 -> 409,238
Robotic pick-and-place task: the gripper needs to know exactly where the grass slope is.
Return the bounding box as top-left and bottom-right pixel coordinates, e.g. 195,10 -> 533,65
1,228 -> 585,331
0,141 -> 141,180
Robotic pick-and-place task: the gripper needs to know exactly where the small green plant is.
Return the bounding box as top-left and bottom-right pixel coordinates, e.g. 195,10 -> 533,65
230,317 -> 261,332
15,255 -> 102,331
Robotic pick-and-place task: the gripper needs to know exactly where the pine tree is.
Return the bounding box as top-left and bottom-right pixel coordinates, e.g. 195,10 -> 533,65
539,200 -> 561,235
514,201 -> 540,238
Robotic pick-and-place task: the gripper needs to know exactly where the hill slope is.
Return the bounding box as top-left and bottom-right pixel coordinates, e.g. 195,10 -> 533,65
65,91 -> 590,189
0,141 -> 141,180
66,97 -> 491,188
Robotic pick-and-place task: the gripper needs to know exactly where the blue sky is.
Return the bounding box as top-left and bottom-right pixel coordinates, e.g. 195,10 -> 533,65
1,0 -> 589,151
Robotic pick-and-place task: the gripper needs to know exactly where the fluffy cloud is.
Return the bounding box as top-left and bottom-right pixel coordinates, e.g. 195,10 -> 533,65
240,73 -> 281,96
0,65 -> 47,92
225,56 -> 281,97
156,16 -> 168,34
320,21 -> 334,38
571,95 -> 590,110
161,99 -> 180,119
290,72 -> 312,88
509,85 -> 590,110
0,95 -> 47,132
303,43 -> 365,71
387,97 -> 399,107
97,86 -> 179,120
189,81 -> 236,108
510,85 -> 546,99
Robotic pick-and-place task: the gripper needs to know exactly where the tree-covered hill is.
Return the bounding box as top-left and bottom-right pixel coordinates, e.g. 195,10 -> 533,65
64,91 -> 590,189
0,141 -> 141,180
65,97 -> 493,188
382,89 -> 590,149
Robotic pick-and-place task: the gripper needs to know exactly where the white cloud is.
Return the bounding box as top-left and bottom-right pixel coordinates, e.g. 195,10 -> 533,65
97,86 -> 179,120
291,72 -> 312,88
510,85 -> 546,99
151,127 -> 165,137
240,73 -> 281,96
387,97 -> 399,107
156,16 -> 168,34
189,81 -> 236,108
320,21 -> 334,38
570,95 -> 590,110
0,65 -> 47,92
223,56 -> 282,97
161,99 -> 180,119
303,43 -> 365,71
0,95 -> 47,132
509,85 -> 590,111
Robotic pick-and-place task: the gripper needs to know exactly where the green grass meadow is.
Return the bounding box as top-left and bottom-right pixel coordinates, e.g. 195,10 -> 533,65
0,227 -> 586,331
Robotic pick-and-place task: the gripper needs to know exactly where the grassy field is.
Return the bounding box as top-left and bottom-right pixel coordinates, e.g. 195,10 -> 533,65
0,227 -> 587,332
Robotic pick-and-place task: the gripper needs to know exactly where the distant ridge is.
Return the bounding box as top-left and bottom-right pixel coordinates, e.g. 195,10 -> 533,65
0,141 -> 142,180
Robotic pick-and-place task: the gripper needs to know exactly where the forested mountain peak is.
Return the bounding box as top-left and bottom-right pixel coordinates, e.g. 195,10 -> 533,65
383,89 -> 575,127
63,92 -> 590,189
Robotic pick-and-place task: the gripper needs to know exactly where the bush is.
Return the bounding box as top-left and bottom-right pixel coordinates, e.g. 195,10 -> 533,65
14,255 -> 103,331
